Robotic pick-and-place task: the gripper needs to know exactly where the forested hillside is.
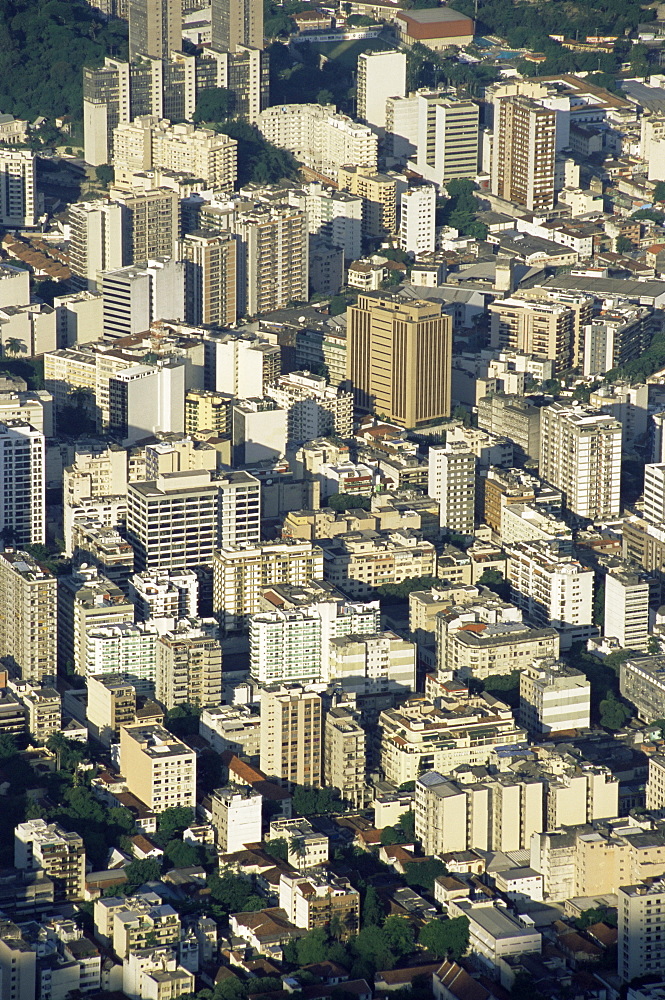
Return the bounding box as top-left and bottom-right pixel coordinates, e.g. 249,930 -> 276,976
0,0 -> 127,121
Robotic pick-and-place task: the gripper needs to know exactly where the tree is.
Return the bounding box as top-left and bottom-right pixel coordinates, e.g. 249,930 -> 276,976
362,886 -> 384,927
418,916 -> 469,960
124,857 -> 163,890
3,338 -> 25,358
157,806 -> 195,839
380,825 -> 408,846
382,916 -> 415,958
327,493 -> 372,513
0,733 -> 17,763
616,235 -> 634,254
316,89 -> 335,105
654,181 -> 665,203
296,927 -> 329,965
576,905 -> 617,929
477,568 -> 510,601
592,581 -> 605,627
264,837 -> 289,861
163,839 -> 202,869
398,810 -> 415,841
599,692 -> 631,730
95,163 -> 114,187
403,858 -> 448,892
193,87 -> 235,123
208,871 -> 259,912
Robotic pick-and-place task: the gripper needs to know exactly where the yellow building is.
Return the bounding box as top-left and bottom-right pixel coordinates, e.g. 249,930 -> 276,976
119,723 -> 196,813
347,292 -> 452,428
337,165 -> 397,238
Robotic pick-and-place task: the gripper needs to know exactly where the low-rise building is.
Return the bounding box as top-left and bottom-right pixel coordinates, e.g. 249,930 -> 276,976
267,819 -> 329,869
279,871 -> 360,934
519,657 -> 591,734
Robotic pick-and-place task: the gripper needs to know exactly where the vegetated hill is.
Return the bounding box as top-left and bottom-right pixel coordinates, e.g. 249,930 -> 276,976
0,0 -> 127,121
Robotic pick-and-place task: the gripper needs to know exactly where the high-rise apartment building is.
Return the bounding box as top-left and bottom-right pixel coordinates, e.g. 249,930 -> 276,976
267,371 -> 353,445
427,441 -> 476,535
211,0 -> 263,50
256,104 -> 378,181
400,184 -> 436,255
180,231 -> 237,328
0,149 -> 37,228
119,723 -> 196,812
539,403 -> 622,519
129,569 -> 199,620
618,878 -> 665,982
112,187 -> 180,264
84,49 -> 267,165
604,568 -> 650,652
126,470 -> 219,572
57,565 -> 134,676
260,685 -> 322,787
213,540 -> 324,632
155,619 -> 222,709
347,292 -> 452,428
356,50 -> 407,130
208,333 -> 280,397
328,631 -> 416,695
412,93 -> 479,185
86,673 -> 137,748
0,421 -> 45,547
85,622 -> 159,694
14,820 -> 85,901
68,201 -> 126,291
210,784 -> 263,853
108,358 -> 186,444
489,296 -> 593,373
234,204 -> 308,317
519,657 -> 591,734
113,117 -> 237,188
217,471 -> 261,549
324,704 -> 366,807
0,920 -> 37,999
491,95 -> 556,210
337,165 -> 396,238
0,550 -> 56,685
507,539 -> 594,649
185,389 -> 232,437
101,257 -> 185,342
129,0 -> 182,60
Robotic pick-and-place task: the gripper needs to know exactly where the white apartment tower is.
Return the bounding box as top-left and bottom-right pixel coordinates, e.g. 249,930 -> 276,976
102,259 -> 185,340
356,50 -> 407,130
604,569 -> 650,652
108,359 -> 185,445
412,94 -> 479,186
428,440 -> 476,535
234,205 -> 308,317
539,403 -> 622,520
0,149 -> 37,228
400,184 -> 436,255
618,878 -> 665,982
69,200 -> 126,291
0,421 -> 45,546
519,657 -> 591,734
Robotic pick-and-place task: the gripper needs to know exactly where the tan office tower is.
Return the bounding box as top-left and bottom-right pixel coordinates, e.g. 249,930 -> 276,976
259,685 -> 322,788
180,231 -> 237,327
120,722 -> 196,812
347,292 -> 452,428
491,95 -> 556,211
155,620 -> 223,710
211,0 -> 263,51
129,0 -> 182,60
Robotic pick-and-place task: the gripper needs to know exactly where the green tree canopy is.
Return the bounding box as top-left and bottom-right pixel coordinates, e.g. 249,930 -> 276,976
418,916 -> 469,959
193,87 -> 235,123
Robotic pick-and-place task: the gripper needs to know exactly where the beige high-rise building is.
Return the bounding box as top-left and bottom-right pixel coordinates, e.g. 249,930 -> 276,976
491,95 -> 556,211
488,296 -> 592,373
155,620 -> 222,710
57,565 -> 134,677
213,539 -> 324,632
120,722 -> 196,812
111,187 -> 180,265
129,0 -> 182,60
324,704 -> 366,807
356,50 -> 407,130
0,919 -> 36,1000
618,877 -> 665,982
539,403 -> 622,519
113,118 -> 238,189
86,673 -> 137,748
337,165 -> 396,238
234,205 -> 308,317
0,550 -> 56,685
0,149 -> 37,228
347,292 -> 452,428
260,684 -> 322,788
180,231 -> 237,327
211,0 -> 263,50
185,389 -> 232,436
